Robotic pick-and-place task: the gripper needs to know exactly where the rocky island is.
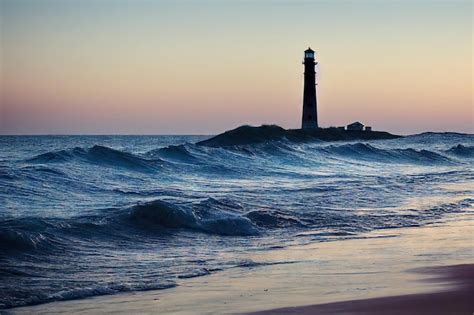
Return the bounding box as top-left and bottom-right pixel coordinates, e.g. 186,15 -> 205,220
197,125 -> 401,147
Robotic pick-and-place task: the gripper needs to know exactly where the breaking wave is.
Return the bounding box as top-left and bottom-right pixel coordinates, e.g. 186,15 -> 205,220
28,145 -> 162,171
2,195 -> 472,257
147,145 -> 199,163
23,139 -> 473,176
445,144 -> 474,158
129,199 -> 259,236
319,143 -> 455,164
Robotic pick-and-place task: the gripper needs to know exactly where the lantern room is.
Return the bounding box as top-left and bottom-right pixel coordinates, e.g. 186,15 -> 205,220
304,47 -> 315,59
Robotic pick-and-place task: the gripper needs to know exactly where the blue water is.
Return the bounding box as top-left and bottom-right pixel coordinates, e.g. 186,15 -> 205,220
0,133 -> 473,309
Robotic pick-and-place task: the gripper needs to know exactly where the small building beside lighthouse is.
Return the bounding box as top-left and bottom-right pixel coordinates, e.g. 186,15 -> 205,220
301,48 -> 318,129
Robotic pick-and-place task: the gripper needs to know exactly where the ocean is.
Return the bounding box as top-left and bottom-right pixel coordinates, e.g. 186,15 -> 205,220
0,132 -> 473,309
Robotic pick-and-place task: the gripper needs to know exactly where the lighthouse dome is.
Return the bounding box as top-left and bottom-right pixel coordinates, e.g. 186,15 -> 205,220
304,47 -> 315,59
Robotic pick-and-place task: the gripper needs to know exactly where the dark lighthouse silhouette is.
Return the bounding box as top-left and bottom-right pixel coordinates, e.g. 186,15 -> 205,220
197,47 -> 400,147
301,47 -> 318,129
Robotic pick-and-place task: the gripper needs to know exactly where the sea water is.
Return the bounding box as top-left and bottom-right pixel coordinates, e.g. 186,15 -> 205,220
0,132 -> 473,309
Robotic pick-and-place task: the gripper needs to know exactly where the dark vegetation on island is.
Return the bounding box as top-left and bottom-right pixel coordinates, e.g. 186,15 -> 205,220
197,125 -> 401,147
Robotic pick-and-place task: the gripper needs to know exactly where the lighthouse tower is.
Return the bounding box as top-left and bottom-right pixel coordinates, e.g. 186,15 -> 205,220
301,48 -> 318,129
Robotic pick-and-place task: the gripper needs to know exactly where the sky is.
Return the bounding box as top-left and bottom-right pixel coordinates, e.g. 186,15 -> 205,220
0,0 -> 472,135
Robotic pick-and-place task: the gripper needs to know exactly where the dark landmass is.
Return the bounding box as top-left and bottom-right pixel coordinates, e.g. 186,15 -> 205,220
197,125 -> 401,147
247,264 -> 474,315
415,131 -> 474,136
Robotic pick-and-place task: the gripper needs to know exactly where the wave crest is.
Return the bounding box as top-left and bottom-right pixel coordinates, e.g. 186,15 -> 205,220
322,143 -> 453,164
128,200 -> 259,236
446,144 -> 474,158
28,145 -> 162,171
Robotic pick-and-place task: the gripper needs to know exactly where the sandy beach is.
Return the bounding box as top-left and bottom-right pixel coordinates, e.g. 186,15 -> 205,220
10,211 -> 473,315
248,264 -> 474,315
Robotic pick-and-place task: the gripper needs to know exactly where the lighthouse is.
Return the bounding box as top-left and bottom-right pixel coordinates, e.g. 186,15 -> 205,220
301,47 -> 318,129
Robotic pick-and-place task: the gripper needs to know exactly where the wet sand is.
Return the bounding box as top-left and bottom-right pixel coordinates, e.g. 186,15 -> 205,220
11,213 -> 474,315
248,264 -> 474,315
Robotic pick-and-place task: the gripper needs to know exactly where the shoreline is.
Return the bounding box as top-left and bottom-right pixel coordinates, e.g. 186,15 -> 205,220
247,264 -> 474,315
10,212 -> 473,315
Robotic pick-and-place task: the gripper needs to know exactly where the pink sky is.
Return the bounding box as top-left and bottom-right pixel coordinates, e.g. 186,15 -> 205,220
1,0 -> 472,135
